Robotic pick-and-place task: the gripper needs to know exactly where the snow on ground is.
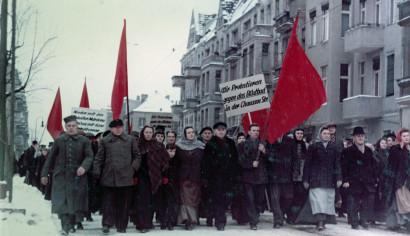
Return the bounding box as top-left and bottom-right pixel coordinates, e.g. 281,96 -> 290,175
1,176 -> 409,236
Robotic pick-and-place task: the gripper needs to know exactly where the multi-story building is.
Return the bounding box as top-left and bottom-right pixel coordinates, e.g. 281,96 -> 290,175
173,0 -> 405,142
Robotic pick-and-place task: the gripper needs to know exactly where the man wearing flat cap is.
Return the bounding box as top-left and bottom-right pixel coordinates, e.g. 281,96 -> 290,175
93,119 -> 141,234
341,126 -> 379,229
41,115 -> 94,235
201,122 -> 239,231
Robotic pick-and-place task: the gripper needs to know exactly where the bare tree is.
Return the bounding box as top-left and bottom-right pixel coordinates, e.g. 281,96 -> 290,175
6,8 -> 57,97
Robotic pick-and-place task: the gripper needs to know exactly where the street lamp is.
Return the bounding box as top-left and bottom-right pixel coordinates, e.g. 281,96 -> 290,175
34,116 -> 44,141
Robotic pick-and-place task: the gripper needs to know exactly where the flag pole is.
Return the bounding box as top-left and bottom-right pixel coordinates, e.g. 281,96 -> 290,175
126,95 -> 131,134
247,112 -> 253,124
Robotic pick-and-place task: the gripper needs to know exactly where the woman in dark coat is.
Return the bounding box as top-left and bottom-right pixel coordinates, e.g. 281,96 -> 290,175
231,132 -> 250,225
385,129 -> 410,231
373,137 -> 389,223
156,144 -> 179,230
175,126 -> 205,230
302,126 -> 342,231
130,126 -> 169,233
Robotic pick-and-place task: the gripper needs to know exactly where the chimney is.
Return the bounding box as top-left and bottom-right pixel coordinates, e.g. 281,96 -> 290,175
141,94 -> 148,103
165,95 -> 170,100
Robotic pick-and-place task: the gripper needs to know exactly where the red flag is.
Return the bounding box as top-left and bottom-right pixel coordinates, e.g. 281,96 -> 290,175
266,16 -> 326,143
47,88 -> 64,140
241,109 -> 270,139
111,19 -> 128,120
79,78 -> 90,108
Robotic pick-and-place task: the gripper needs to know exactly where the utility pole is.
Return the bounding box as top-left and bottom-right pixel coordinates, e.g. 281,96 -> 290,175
0,0 -> 9,181
6,0 -> 17,202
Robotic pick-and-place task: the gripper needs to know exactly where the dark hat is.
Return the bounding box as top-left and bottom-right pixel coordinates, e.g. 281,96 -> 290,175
63,115 -> 77,123
199,127 -> 212,135
32,140 -> 38,145
213,122 -> 227,130
352,126 -> 365,136
102,130 -> 111,137
109,119 -> 124,128
326,122 -> 337,128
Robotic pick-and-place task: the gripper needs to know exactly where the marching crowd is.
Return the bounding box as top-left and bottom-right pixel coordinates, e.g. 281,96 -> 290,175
17,115 -> 410,235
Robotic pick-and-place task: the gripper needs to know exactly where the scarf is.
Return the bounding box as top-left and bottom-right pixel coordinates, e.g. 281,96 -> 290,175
176,137 -> 205,151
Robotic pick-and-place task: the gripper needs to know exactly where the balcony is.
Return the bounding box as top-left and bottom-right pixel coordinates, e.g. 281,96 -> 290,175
184,66 -> 201,78
242,24 -> 274,43
172,75 -> 185,87
201,54 -> 224,68
273,11 -> 293,33
184,98 -> 199,110
399,0 -> 410,27
224,46 -> 241,63
342,95 -> 383,120
171,103 -> 183,114
344,23 -> 384,54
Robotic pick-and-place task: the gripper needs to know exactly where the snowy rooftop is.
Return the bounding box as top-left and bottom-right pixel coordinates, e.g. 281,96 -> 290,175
132,91 -> 172,113
228,0 -> 258,24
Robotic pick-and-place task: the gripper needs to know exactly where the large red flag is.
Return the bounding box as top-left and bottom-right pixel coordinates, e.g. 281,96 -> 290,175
79,78 -> 90,108
266,16 -> 326,143
111,19 -> 128,120
241,109 -> 270,139
47,88 -> 63,140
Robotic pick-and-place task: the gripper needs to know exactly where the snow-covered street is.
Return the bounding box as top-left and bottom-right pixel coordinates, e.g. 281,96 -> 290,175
0,177 -> 408,236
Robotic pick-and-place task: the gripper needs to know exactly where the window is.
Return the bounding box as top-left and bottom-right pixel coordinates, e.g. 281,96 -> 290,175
340,64 -> 349,102
214,107 -> 221,122
322,4 -> 329,42
260,9 -> 265,24
201,110 -> 204,127
360,0 -> 366,24
205,109 -> 209,126
275,0 -> 280,17
254,14 -> 258,25
376,0 -> 381,25
205,71 -> 210,93
341,0 -> 351,36
244,20 -> 251,32
230,62 -> 237,81
266,4 -> 272,24
359,62 -> 365,95
138,118 -> 146,129
373,57 -> 380,96
282,36 -> 289,57
201,74 -> 205,97
321,65 -> 328,92
242,48 -> 248,77
262,43 -> 270,72
386,54 -> 395,97
232,29 -> 239,44
249,45 -> 254,76
274,41 -> 279,67
215,70 -> 222,92
310,11 -> 317,46
224,67 -> 229,82
389,0 -> 395,24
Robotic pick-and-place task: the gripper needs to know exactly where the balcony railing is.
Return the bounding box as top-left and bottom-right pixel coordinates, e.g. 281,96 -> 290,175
344,23 -> 384,53
273,10 -> 293,33
399,0 -> 410,27
242,24 -> 274,43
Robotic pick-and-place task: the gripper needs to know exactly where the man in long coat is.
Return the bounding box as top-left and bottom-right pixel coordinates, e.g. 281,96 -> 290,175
41,115 -> 94,235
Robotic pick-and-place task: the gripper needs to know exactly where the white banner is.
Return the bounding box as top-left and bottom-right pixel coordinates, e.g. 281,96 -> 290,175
71,107 -> 109,134
150,114 -> 173,128
219,74 -> 270,117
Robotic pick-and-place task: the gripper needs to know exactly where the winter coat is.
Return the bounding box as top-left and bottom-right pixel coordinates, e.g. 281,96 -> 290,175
266,137 -> 294,184
93,133 -> 141,187
41,133 -> 94,214
303,141 -> 342,189
238,137 -> 268,185
201,136 -> 239,190
341,145 -> 379,193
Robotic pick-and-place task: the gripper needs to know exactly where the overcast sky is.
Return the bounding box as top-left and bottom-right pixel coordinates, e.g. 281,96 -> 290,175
16,0 -> 218,144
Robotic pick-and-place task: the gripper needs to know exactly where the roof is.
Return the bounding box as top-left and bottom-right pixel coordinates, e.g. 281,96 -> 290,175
132,91 -> 172,113
228,0 -> 258,24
